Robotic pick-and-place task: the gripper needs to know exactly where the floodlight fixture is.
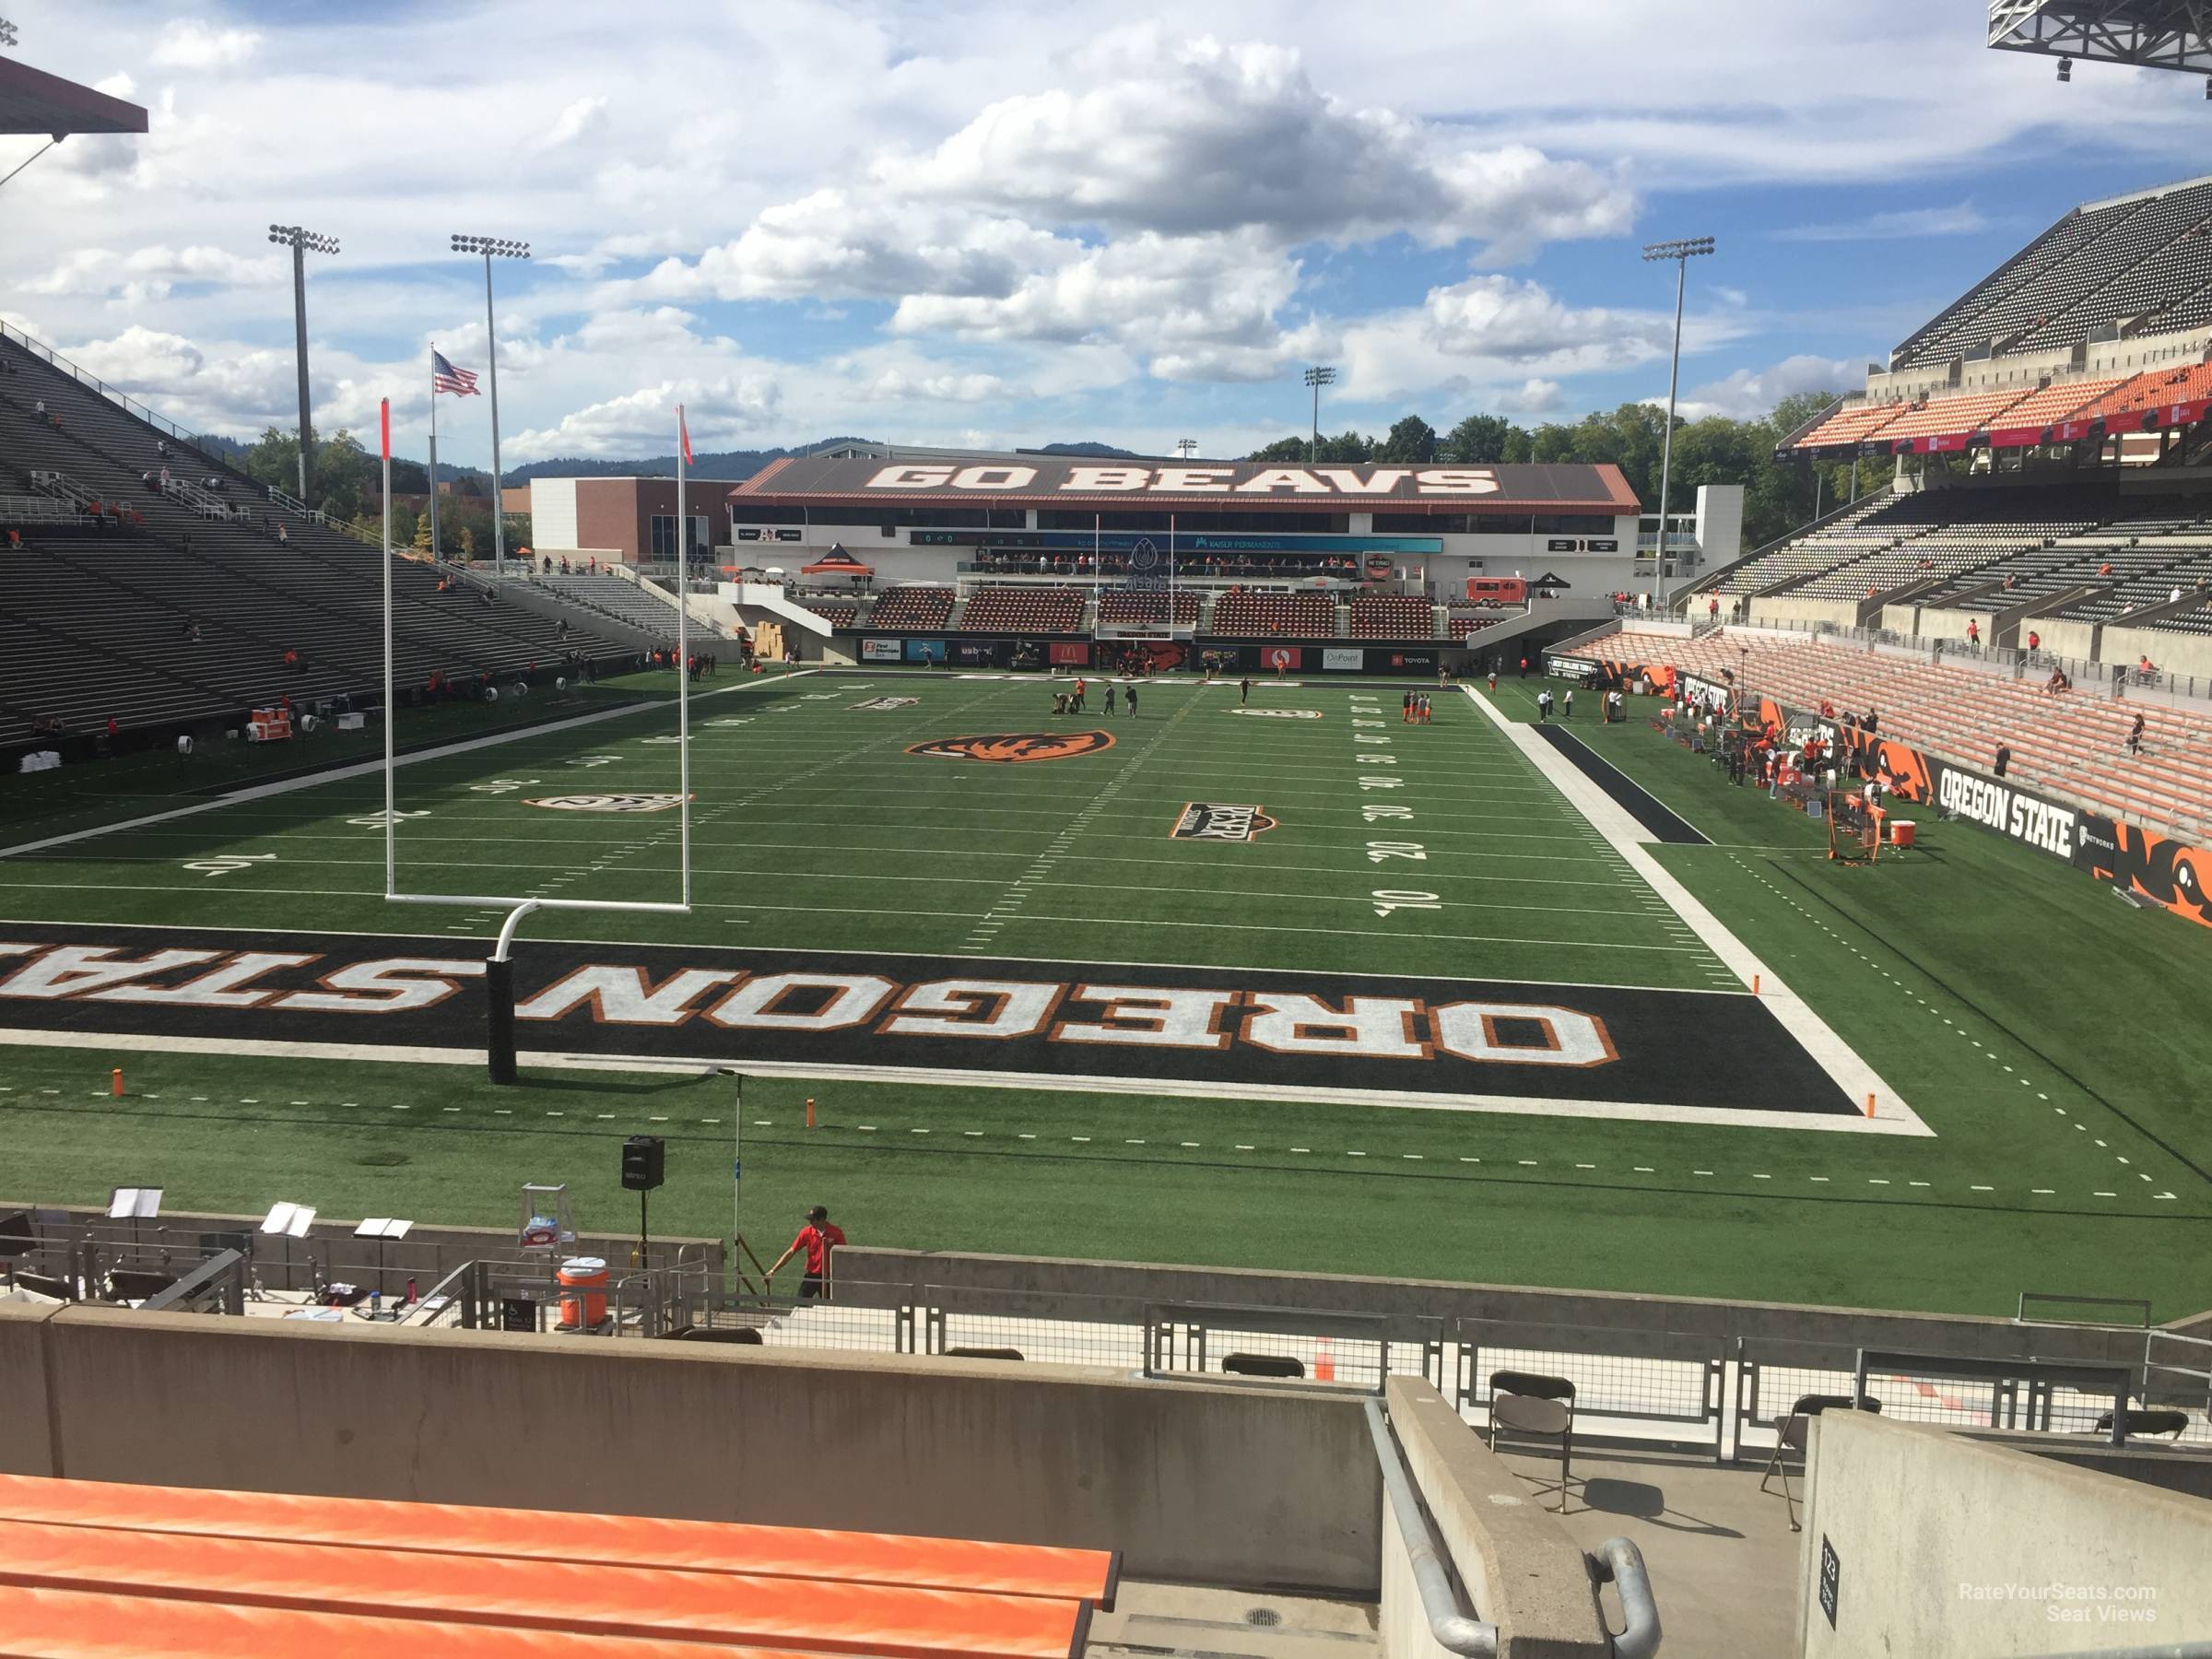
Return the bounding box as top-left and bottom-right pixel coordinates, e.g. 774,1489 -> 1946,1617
450,234 -> 532,576
2057,54 -> 2073,79
268,225 -> 338,502
0,18 -> 19,48
1641,236 -> 1717,610
1303,364 -> 1337,463
1175,438 -> 1198,459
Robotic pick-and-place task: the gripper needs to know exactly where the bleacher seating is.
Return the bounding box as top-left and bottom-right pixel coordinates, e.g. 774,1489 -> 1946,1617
1877,388 -> 2035,443
1347,595 -> 1436,640
1596,626 -> 2212,838
538,571 -> 687,639
1449,611 -> 1505,641
1207,591 -> 1337,637
867,585 -> 954,629
1893,178 -> 2212,369
1096,590 -> 1200,628
2070,360 -> 2212,426
0,332 -> 630,747
958,584 -> 1086,633
801,599 -> 859,628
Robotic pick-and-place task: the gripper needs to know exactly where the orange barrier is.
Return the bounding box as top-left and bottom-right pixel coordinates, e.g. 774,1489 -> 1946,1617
0,1583 -> 808,1659
0,1517 -> 1089,1659
0,1474 -> 1117,1606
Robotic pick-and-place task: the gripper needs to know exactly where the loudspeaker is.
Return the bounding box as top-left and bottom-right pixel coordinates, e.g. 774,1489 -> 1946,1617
620,1135 -> 665,1192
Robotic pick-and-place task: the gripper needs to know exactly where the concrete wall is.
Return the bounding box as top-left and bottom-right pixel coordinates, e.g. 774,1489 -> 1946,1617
1381,1378 -> 1609,1658
2104,619 -> 2212,680
1748,595 -> 1861,631
0,1299 -> 1382,1595
1796,1412 -> 2212,1656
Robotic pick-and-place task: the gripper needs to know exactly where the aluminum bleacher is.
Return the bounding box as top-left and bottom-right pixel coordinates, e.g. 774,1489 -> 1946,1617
537,571 -> 687,639
1095,590 -> 1200,628
1595,626 -> 2212,839
0,332 -> 631,747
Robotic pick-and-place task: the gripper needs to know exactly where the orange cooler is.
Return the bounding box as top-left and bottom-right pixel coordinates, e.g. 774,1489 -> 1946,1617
558,1256 -> 608,1328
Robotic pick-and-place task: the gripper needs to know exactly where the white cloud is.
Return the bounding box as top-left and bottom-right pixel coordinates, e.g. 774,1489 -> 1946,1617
1670,354 -> 1865,420
1512,378 -> 1565,417
1773,202 -> 1993,242
507,378 -> 781,461
536,95 -> 608,151
24,245 -> 286,302
150,19 -> 262,71
879,28 -> 1630,256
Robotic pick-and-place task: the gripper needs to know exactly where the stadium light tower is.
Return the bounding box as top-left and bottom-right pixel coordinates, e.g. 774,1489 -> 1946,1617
1641,236 -> 1714,609
0,18 -> 18,47
450,234 -> 530,573
267,225 -> 338,506
1303,365 -> 1336,463
1175,437 -> 1198,460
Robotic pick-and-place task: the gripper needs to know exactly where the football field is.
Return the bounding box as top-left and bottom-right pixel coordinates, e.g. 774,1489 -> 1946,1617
2,666 -> 2207,1317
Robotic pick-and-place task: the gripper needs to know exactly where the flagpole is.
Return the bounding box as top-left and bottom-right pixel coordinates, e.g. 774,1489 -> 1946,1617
677,404 -> 691,909
380,397 -> 394,897
427,351 -> 441,562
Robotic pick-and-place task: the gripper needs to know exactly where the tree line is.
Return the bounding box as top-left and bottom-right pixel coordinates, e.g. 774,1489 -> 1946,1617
1247,393 -> 1886,551
226,426 -> 528,557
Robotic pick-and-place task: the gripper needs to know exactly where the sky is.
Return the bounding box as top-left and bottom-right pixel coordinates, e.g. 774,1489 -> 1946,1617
6,1 -> 2212,474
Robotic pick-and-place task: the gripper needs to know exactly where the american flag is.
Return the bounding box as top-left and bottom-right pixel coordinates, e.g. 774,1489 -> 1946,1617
431,350 -> 480,396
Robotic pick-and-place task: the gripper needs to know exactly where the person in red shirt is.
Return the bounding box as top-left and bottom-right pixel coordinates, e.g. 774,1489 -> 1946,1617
769,1205 -> 846,1300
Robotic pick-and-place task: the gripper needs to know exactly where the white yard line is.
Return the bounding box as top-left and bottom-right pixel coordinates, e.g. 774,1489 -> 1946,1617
1461,686 -> 1931,1136
0,672 -> 818,862
0,1027 -> 1925,1133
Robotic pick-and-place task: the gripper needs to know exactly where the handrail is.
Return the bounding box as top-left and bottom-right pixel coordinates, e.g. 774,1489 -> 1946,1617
1594,1536 -> 1663,1659
0,317 -> 215,448
1362,1399 -> 1499,1657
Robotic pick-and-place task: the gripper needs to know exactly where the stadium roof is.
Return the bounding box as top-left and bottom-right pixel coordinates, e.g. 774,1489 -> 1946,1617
1988,1 -> 2212,73
734,453 -> 1641,513
0,56 -> 149,136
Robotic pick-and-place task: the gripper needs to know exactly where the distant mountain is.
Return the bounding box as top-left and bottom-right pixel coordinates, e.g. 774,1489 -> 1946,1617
502,438 -> 875,485
1029,441 -> 1145,459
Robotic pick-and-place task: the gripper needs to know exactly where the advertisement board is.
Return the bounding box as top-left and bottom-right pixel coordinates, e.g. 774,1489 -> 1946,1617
1323,648 -> 1364,672
901,639 -> 947,664
859,638 -> 901,662
1047,641 -> 1091,666
1260,646 -> 1303,672
948,641 -> 1003,666
1374,650 -> 1437,674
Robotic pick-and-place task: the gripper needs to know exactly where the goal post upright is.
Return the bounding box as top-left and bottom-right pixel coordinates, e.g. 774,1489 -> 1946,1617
377,399 -> 694,1084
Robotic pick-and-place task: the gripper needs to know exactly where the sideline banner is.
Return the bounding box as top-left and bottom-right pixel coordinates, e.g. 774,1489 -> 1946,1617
859,638 -> 901,662
1323,648 -> 1364,672
1727,688 -> 2211,929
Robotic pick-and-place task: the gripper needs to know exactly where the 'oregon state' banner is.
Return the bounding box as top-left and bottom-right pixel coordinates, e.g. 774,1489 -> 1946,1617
1724,687 -> 2212,932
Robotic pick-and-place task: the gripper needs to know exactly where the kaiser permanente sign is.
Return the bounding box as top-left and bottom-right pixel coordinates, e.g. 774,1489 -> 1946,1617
732,454 -> 1641,511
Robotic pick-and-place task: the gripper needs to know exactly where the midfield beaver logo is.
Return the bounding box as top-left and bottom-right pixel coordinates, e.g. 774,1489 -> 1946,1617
906,730 -> 1116,763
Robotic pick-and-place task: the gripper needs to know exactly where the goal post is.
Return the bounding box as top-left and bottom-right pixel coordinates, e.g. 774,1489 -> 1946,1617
376,396 -> 693,1083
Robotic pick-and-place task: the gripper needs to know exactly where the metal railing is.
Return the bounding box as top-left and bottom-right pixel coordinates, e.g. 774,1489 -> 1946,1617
0,318 -> 217,447
0,494 -> 78,525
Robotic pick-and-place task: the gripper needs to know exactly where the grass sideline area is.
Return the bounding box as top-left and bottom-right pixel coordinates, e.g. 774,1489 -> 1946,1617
1,668 -> 2207,1318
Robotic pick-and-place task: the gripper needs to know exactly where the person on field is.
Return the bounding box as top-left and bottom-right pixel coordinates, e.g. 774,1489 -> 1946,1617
1072,677 -> 1087,713
1104,683 -> 1118,717
1535,688 -> 1551,721
1562,688 -> 1573,719
1518,655 -> 1528,678
768,1206 -> 846,1301
1124,683 -> 1138,717
1240,677 -> 1252,706
1402,690 -> 1414,724
1488,665 -> 1497,692
1053,691 -> 1070,716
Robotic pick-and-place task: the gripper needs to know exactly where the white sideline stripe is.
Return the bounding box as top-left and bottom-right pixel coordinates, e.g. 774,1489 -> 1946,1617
0,672 -> 818,863
1461,686 -> 1931,1137
0,1028 -> 1927,1134
0,914 -> 1747,999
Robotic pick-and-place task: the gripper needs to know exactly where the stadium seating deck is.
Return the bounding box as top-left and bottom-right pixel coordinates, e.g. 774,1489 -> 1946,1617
1347,594 -> 1436,640
801,598 -> 860,628
868,585 -> 955,629
1095,590 -> 1200,628
959,584 -> 1087,634
537,571 -> 688,639
1207,591 -> 1337,637
1878,388 -> 2036,442
0,334 -> 629,747
1595,626 -> 2212,837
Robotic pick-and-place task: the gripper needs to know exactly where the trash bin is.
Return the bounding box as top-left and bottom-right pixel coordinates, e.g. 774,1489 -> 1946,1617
1888,820 -> 1917,850
558,1256 -> 608,1328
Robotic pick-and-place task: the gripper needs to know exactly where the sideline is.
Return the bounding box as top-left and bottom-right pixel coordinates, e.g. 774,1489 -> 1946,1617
1461,684 -> 1930,1135
0,671 -> 818,863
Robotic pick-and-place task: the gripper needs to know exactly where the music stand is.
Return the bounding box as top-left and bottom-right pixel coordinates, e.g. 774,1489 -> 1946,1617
107,1186 -> 162,1257
354,1217 -> 412,1299
260,1202 -> 316,1295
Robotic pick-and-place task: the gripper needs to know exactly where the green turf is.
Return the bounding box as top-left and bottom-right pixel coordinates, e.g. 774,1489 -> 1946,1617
3,667 -> 2209,1318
